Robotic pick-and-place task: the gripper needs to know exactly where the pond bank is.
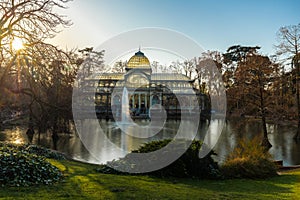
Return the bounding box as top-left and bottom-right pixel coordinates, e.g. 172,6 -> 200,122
1,159 -> 299,199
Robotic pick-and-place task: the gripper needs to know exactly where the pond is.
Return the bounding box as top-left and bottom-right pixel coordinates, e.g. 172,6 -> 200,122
1,119 -> 300,166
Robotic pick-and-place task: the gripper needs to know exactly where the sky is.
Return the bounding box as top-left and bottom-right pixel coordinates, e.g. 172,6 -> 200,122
51,0 -> 300,61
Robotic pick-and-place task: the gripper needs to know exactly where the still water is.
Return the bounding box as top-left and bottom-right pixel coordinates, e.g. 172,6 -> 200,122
1,119 -> 300,166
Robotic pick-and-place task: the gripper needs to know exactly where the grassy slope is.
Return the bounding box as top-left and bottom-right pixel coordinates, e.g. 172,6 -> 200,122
0,160 -> 299,200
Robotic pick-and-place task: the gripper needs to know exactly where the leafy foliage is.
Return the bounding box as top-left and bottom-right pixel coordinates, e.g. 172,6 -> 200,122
0,143 -> 63,186
97,139 -> 220,179
0,143 -> 66,160
132,139 -> 171,153
221,137 -> 278,179
25,145 -> 66,160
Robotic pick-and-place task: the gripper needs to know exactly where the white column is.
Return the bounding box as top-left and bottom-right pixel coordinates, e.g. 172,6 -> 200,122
139,94 -> 141,109
145,94 -> 147,108
132,95 -> 135,108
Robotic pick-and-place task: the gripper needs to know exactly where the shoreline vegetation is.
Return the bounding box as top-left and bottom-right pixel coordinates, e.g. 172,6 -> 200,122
0,158 -> 300,199
0,140 -> 299,199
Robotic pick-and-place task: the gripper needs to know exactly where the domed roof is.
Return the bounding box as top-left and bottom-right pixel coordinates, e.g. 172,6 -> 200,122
127,50 -> 150,69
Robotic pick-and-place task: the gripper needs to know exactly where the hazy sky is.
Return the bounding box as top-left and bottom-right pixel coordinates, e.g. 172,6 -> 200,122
51,0 -> 299,56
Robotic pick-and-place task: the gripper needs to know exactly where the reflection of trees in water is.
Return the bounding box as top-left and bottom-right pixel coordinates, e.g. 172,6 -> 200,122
217,120 -> 234,162
291,140 -> 300,165
269,124 -> 287,164
2,120 -> 300,165
228,119 -> 261,139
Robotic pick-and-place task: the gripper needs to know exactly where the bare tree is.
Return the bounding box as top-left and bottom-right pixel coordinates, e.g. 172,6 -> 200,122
169,60 -> 183,74
0,0 -> 72,88
275,23 -> 300,59
182,60 -> 194,78
293,53 -> 300,139
112,60 -> 126,73
14,44 -> 78,143
276,23 -> 300,139
0,0 -> 74,140
151,61 -> 159,73
169,59 -> 196,78
78,47 -> 105,75
195,55 -> 224,112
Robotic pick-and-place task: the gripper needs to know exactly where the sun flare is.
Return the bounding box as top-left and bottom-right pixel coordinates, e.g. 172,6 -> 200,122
12,38 -> 24,51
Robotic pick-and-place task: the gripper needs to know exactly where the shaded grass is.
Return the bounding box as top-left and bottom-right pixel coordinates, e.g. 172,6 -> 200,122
0,159 -> 299,200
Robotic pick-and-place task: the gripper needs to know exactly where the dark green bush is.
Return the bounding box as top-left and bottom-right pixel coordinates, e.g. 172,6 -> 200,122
98,139 -> 220,179
0,142 -> 65,160
131,139 -> 171,153
0,144 -> 63,187
25,145 -> 65,160
221,137 -> 278,179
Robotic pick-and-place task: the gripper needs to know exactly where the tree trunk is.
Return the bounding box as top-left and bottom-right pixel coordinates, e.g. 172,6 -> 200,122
0,55 -> 17,89
52,116 -> 59,150
295,119 -> 300,140
261,115 -> 272,148
294,55 -> 300,140
259,75 -> 272,148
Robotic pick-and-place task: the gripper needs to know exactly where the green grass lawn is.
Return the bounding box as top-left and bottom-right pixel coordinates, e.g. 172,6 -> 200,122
0,159 -> 299,200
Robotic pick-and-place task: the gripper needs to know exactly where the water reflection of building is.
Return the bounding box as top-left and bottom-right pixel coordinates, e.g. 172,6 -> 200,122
83,50 -> 210,120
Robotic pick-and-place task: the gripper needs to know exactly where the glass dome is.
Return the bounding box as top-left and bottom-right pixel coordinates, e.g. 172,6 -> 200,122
127,50 -> 151,69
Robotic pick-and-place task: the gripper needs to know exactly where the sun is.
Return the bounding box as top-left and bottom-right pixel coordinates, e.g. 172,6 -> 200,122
12,38 -> 24,51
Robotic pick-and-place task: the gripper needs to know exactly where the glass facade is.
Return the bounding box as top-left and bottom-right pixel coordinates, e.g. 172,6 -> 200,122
83,50 -> 210,120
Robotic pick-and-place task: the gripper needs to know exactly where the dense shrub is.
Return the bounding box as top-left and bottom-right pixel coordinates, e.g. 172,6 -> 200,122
0,143 -> 63,187
97,139 -> 220,179
25,145 -> 66,160
221,137 -> 278,179
0,143 -> 65,160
